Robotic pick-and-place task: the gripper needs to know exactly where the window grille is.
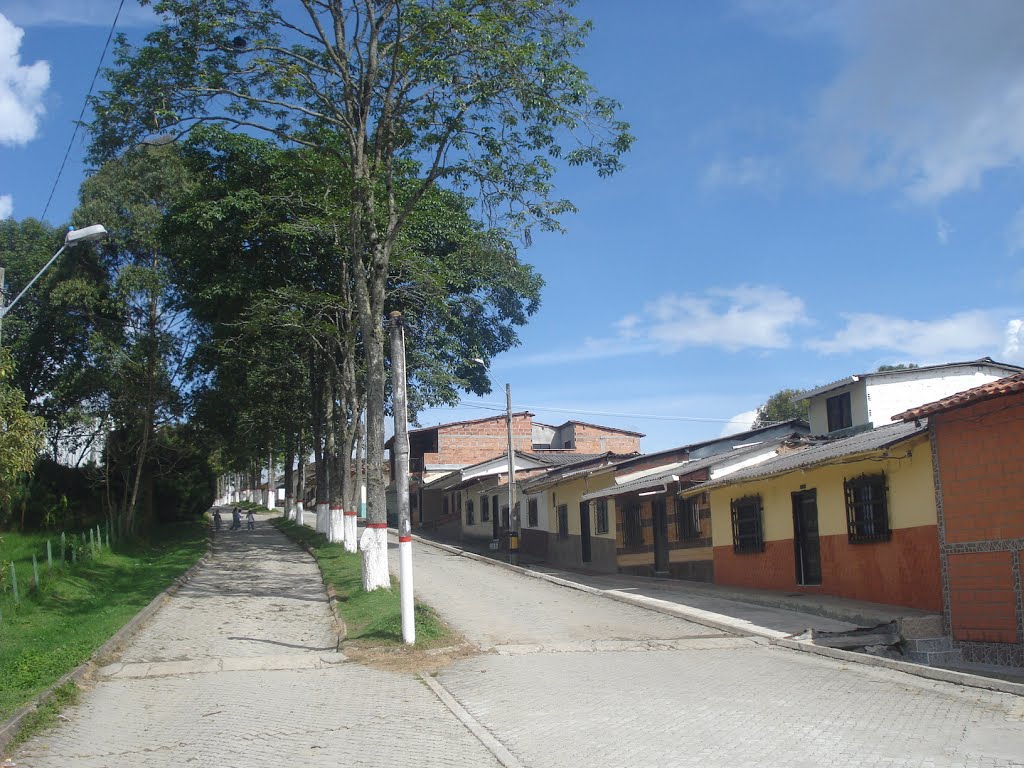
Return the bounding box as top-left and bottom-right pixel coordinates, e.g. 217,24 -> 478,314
528,498 -> 538,527
481,495 -> 490,522
676,496 -> 701,540
844,473 -> 891,543
622,503 -> 643,549
595,499 -> 609,534
557,504 -> 569,539
466,499 -> 475,526
730,495 -> 764,554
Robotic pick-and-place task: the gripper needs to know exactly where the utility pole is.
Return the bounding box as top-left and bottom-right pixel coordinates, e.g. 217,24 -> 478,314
506,382 -> 519,566
0,267 -> 6,347
389,311 -> 415,644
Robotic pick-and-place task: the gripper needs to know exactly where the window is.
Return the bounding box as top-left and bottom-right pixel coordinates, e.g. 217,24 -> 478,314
731,495 -> 764,554
528,498 -> 538,527
826,392 -> 852,432
481,495 -> 490,522
676,496 -> 701,540
622,503 -> 643,549
466,498 -> 475,525
595,499 -> 609,534
844,473 -> 891,543
557,504 -> 569,539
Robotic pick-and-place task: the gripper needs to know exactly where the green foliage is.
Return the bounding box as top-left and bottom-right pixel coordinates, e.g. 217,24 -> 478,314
752,388 -> 810,429
0,521 -> 206,720
0,349 -> 44,509
272,518 -> 454,649
5,681 -> 81,749
877,363 -> 919,371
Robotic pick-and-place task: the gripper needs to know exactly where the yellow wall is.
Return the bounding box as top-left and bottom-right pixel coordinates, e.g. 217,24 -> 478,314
541,470 -> 618,539
709,434 -> 935,546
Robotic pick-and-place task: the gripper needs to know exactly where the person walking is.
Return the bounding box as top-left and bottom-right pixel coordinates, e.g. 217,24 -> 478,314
231,507 -> 242,530
246,509 -> 255,531
213,509 -> 222,531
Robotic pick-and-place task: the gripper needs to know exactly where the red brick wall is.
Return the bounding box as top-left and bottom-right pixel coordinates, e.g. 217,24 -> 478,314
713,525 -> 942,611
426,414 -> 534,466
571,423 -> 642,454
934,391 -> 1024,543
947,551 -> 1018,643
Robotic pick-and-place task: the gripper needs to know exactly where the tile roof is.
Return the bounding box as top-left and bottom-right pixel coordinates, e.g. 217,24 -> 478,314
892,372 -> 1024,421
688,421 -> 928,493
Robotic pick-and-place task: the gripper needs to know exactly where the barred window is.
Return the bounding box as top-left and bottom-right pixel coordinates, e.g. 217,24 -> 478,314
844,474 -> 891,543
557,504 -> 569,539
466,498 -> 475,526
676,496 -> 701,540
595,499 -> 609,534
730,495 -> 764,554
622,502 -> 643,549
481,495 -> 490,522
528,498 -> 538,527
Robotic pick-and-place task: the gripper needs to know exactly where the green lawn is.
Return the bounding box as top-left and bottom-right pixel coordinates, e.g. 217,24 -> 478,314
271,517 -> 453,649
0,522 -> 207,722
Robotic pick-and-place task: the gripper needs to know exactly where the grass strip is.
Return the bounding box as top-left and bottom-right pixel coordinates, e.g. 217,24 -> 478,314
4,681 -> 80,750
0,521 -> 207,722
271,517 -> 454,649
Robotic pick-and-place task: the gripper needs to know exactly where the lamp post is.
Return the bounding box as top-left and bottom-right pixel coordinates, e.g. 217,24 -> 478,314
472,359 -> 519,565
0,224 -> 109,346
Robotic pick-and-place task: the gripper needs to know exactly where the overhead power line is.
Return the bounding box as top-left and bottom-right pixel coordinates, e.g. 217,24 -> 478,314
39,0 -> 127,222
457,400 -> 745,424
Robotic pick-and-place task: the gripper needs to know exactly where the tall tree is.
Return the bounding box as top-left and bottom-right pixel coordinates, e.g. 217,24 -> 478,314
752,388 -> 809,429
93,0 -> 630,585
0,349 -> 45,521
75,141 -> 195,531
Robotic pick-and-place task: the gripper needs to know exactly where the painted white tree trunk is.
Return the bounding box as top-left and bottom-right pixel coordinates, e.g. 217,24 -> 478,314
399,536 -> 415,644
360,526 -> 390,591
295,501 -> 305,527
315,502 -> 329,534
284,496 -> 293,521
344,512 -> 358,553
328,505 -> 344,543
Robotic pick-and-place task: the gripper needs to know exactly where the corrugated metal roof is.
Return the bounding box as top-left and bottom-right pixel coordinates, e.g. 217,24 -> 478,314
893,372 -> 1024,421
688,420 -> 927,493
580,441 -> 786,502
523,452 -> 607,466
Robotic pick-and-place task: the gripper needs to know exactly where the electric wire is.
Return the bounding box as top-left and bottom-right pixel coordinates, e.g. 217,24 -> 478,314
39,0 -> 127,222
455,399 -> 750,424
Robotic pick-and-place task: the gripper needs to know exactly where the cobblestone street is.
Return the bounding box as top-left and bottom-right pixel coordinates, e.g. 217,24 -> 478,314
8,520 -> 1024,767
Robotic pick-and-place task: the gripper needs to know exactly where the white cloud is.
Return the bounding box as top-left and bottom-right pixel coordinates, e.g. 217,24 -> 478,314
510,285 -> 809,367
720,409 -> 757,437
0,13 -> 49,146
0,1 -> 156,28
800,0 -> 1024,202
0,194 -> 12,219
640,285 -> 809,352
1005,318 -> 1024,360
701,156 -> 782,193
809,309 -> 1017,360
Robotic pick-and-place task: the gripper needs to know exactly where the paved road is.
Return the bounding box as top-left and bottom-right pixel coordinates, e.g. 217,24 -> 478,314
10,516 -> 499,768
395,540 -> 1024,768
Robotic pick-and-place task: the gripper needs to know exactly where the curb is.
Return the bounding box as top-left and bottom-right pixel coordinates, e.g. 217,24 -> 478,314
0,544 -> 213,755
408,532 -> 1024,698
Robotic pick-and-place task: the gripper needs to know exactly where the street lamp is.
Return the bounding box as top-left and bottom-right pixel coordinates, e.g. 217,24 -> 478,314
472,358 -> 519,565
0,224 -> 109,346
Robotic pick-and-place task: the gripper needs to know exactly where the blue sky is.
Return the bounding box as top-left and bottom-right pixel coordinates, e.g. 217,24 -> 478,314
2,0 -> 1023,452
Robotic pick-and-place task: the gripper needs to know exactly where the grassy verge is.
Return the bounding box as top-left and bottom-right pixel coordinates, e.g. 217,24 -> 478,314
0,521 -> 207,724
271,517 -> 454,650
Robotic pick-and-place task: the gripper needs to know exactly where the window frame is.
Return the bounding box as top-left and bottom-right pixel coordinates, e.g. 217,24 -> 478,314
730,495 -> 764,554
481,494 -> 490,522
556,504 -> 569,539
844,473 -> 891,543
826,391 -> 853,432
595,499 -> 609,535
676,496 -> 701,540
622,502 -> 643,549
527,498 -> 538,527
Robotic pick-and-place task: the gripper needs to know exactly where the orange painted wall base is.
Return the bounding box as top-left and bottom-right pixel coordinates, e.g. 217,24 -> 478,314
713,524 -> 941,612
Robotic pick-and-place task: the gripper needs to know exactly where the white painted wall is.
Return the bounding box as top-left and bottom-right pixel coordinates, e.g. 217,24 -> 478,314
866,369 -> 1009,426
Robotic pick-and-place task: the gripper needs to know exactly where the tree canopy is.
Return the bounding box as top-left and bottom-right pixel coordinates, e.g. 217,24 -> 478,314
752,388 -> 809,429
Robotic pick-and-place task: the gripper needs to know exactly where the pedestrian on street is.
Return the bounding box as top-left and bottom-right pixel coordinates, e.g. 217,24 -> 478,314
213,509 -> 222,531
231,507 -> 242,530
246,509 -> 255,531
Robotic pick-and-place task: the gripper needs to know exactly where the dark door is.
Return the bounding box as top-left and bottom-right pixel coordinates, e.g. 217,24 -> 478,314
579,502 -> 592,563
792,490 -> 822,585
492,495 -> 499,539
652,497 -> 669,574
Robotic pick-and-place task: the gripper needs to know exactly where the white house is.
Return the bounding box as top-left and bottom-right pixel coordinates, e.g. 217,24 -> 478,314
796,358 -> 1022,436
